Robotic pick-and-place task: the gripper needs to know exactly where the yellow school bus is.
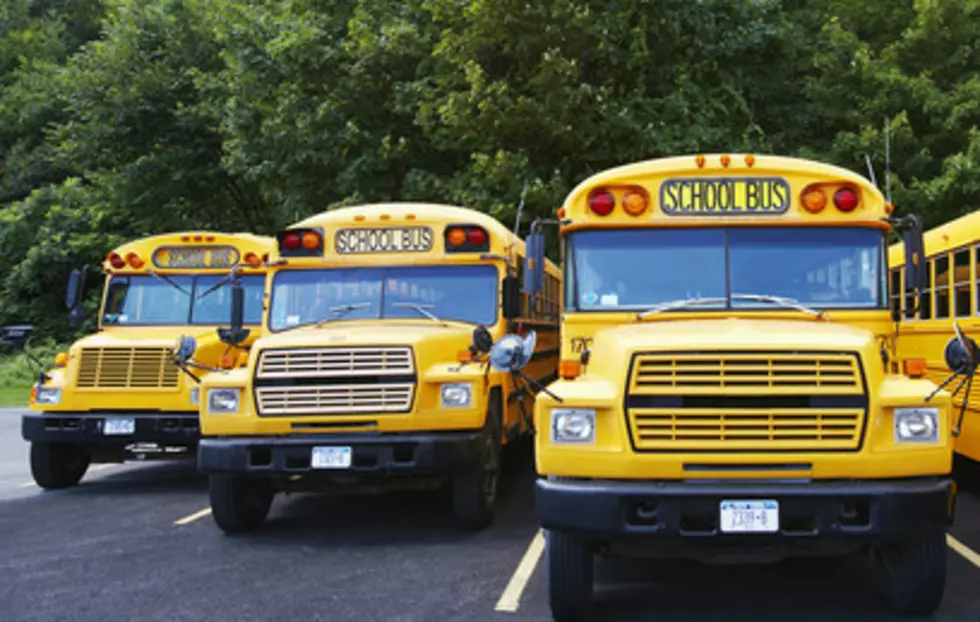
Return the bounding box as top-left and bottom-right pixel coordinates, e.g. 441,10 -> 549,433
194,203 -> 561,532
522,154 -> 958,619
21,231 -> 274,489
888,209 -> 980,463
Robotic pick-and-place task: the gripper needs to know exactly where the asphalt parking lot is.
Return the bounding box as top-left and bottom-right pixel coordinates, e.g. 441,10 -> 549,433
2,407 -> 979,622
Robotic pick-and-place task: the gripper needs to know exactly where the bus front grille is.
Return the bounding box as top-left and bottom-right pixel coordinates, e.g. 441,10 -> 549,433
253,346 -> 416,417
77,347 -> 180,389
625,351 -> 867,452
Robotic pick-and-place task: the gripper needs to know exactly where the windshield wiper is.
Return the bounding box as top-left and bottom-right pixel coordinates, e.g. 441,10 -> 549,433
147,270 -> 191,296
730,293 -> 823,318
391,302 -> 439,322
315,302 -> 371,327
636,297 -> 727,318
636,294 -> 823,319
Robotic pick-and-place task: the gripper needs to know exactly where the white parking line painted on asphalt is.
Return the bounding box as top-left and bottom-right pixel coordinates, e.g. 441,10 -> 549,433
174,507 -> 212,526
495,529 -> 546,613
948,534 -> 980,568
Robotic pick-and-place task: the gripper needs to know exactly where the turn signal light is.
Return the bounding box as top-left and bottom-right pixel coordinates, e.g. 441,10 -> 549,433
107,252 -> 126,269
588,190 -> 615,216
800,185 -> 827,213
54,352 -> 69,367
444,225 -> 490,252
834,186 -> 859,212
219,353 -> 236,370
126,253 -> 144,269
903,358 -> 928,378
278,228 -> 323,257
559,360 -> 581,379
622,190 -> 649,216
244,252 -> 262,267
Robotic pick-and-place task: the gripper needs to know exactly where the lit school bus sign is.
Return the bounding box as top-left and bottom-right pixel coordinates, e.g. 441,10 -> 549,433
335,227 -> 434,254
660,177 -> 790,215
152,245 -> 240,269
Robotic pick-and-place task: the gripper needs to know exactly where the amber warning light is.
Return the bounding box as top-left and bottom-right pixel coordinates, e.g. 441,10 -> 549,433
278,227 -> 324,257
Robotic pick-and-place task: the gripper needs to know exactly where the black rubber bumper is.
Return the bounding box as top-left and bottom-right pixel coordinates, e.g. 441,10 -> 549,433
197,430 -> 486,476
535,477 -> 953,540
22,412 -> 199,445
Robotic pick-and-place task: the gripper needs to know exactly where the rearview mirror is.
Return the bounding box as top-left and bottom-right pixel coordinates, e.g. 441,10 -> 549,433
68,306 -> 87,328
902,216 -> 926,318
0,325 -> 32,350
172,335 -> 197,366
217,281 -> 251,346
523,233 -> 544,297
488,331 -> 537,373
65,269 -> 83,310
502,275 -> 521,319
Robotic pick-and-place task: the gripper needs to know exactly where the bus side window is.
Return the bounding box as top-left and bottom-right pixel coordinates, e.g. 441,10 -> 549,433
935,253 -> 950,319
919,258 -> 933,320
890,268 -> 902,316
954,248 -> 971,317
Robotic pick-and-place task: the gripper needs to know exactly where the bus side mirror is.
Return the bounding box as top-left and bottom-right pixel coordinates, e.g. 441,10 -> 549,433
65,269 -> 82,310
472,325 -> 494,354
217,281 -> 250,347
502,275 -> 521,319
524,233 -> 544,297
0,325 -> 32,350
902,216 -> 926,318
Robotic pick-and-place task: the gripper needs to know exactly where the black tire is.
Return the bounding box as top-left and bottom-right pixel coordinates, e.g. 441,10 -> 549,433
872,531 -> 947,615
30,442 -> 90,489
547,529 -> 594,622
209,475 -> 274,534
452,395 -> 502,530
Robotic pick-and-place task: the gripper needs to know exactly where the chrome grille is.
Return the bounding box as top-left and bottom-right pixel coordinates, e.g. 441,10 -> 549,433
256,384 -> 414,416
257,347 -> 414,378
77,347 -> 180,389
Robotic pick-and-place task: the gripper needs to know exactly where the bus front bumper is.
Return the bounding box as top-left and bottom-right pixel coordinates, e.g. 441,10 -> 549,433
22,412 -> 199,446
536,477 -> 954,547
197,431 -> 486,478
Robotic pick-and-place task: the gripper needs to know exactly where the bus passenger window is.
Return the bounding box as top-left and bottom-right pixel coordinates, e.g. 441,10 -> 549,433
935,254 -> 950,319
919,259 -> 933,320
954,248 -> 971,317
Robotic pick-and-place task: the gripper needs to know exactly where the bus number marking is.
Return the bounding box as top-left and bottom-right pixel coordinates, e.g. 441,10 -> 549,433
335,227 -> 434,254
570,337 -> 592,353
660,177 -> 790,215
152,246 -> 240,269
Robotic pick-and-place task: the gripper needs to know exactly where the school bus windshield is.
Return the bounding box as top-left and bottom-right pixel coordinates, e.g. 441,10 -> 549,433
102,274 -> 265,325
569,227 -> 886,311
269,264 -> 499,331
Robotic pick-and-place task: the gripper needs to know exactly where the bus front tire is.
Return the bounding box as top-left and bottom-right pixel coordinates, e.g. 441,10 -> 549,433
452,396 -> 502,530
209,475 -> 274,534
547,529 -> 594,622
30,442 -> 90,489
872,531 -> 947,615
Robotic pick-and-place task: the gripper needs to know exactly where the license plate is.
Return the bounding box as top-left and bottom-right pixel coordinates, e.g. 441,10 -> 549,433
103,417 -> 136,436
719,500 -> 779,533
311,446 -> 352,469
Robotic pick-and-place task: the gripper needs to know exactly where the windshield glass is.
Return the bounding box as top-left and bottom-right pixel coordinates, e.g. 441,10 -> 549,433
569,227 -> 885,311
102,275 -> 264,325
269,265 -> 499,331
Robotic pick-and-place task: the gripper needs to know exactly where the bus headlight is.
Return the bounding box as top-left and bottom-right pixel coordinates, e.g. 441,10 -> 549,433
208,389 -> 240,414
35,387 -> 62,405
894,407 -> 939,443
441,383 -> 472,408
551,408 -> 595,444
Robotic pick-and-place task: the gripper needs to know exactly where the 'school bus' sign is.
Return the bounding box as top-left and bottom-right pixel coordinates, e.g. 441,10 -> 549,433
152,245 -> 240,269
660,177 -> 791,215
335,227 -> 434,254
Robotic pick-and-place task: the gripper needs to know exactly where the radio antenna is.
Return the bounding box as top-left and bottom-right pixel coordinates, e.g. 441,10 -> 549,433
884,117 -> 892,205
513,180 -> 529,237
864,154 -> 878,188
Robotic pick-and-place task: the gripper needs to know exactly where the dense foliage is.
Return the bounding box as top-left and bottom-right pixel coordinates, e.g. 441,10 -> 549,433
1,0 -> 979,339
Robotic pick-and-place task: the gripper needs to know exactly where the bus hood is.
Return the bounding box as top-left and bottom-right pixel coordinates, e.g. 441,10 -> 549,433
71,326 -> 223,351
253,321 -> 477,353
592,318 -> 879,360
